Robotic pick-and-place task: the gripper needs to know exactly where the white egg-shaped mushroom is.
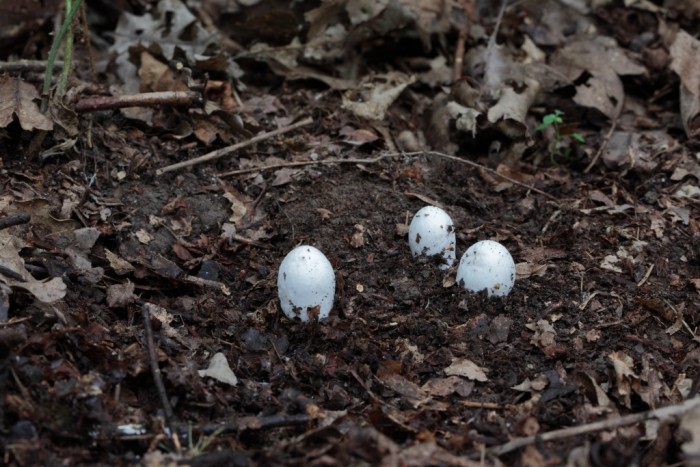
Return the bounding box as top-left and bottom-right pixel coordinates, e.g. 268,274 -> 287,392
277,245 -> 335,322
456,240 -> 515,297
408,206 -> 456,270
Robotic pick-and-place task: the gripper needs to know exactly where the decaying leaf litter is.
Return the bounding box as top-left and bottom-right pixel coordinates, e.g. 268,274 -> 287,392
0,0 -> 699,464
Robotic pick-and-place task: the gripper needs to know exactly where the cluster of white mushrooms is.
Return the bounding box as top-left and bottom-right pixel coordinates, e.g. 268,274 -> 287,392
277,206 -> 515,322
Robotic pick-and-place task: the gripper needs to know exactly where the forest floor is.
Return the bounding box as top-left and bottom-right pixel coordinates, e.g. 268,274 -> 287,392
0,0 -> 699,465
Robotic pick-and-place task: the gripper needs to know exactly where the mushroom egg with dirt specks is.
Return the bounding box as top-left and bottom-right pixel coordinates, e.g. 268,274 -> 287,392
408,206 -> 456,270
456,240 -> 515,297
277,245 -> 335,322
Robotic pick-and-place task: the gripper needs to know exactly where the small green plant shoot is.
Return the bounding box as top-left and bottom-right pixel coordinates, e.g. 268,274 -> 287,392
535,109 -> 585,164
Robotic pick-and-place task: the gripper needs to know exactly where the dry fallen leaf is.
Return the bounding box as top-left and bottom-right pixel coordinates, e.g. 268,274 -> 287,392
0,75 -> 53,131
515,262 -> 550,279
106,282 -> 135,308
551,36 -> 645,119
109,0 -> 224,93
444,357 -> 489,382
422,376 -> 474,397
609,351 -> 638,408
342,72 -> 415,121
0,231 -> 66,303
198,352 -> 239,386
105,249 -> 135,275
670,30 -> 700,138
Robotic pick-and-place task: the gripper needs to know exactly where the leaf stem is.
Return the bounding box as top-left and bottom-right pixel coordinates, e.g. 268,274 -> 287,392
40,0 -> 83,113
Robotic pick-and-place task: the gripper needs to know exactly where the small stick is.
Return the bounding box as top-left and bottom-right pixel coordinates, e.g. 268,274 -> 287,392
0,212 -> 31,230
488,396 -> 700,457
636,264 -> 654,287
141,303 -> 176,434
0,317 -> 31,327
74,91 -> 202,113
217,153 -> 393,177
420,151 -> 557,200
156,117 -> 314,176
453,26 -> 468,82
0,265 -> 26,282
219,150 -> 557,200
453,0 -> 474,82
578,291 -> 599,311
182,275 -> 231,296
461,400 -> 507,409
584,118 -> 618,173
0,60 -> 64,72
199,413 -> 311,435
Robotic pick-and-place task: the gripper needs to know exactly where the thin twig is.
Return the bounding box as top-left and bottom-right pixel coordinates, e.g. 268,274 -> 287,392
489,396 -> 700,457
156,117 -> 314,176
80,0 -> 96,79
199,413 -> 311,435
74,91 -> 202,113
217,153 -> 394,177
420,151 -> 557,200
218,150 -> 557,200
578,291 -> 599,311
182,275 -> 231,296
454,26 -> 468,82
0,265 -> 26,282
584,118 -> 618,173
461,400 -> 507,409
453,0 -> 474,82
0,212 -> 31,230
141,303 -> 176,434
636,264 -> 654,287
0,60 -> 63,72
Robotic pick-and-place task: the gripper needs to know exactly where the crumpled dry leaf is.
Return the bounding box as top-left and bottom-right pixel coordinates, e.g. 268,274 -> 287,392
11,198 -> 79,233
529,319 -> 557,347
198,352 -> 238,386
60,227 -> 103,285
381,373 -> 429,408
345,0 -> 415,47
342,72 -> 415,121
575,371 -> 612,409
422,376 -> 474,397
516,262 -> 550,279
109,0 -> 224,93
527,319 -> 565,357
271,168 -> 297,187
601,130 -> 674,172
680,402 -> 700,465
670,30 -> 700,138
487,80 -> 541,139
512,374 -> 549,392
146,303 -> 194,348
139,50 -> 190,93
223,191 -> 248,223
609,351 -> 638,408
0,231 -> 66,303
444,357 -> 489,382
446,101 -> 481,137
551,35 -> 645,119
64,238 -> 105,285
106,282 -> 135,308
105,249 -> 135,275
0,75 -> 53,131
521,0 -> 593,47
457,37 -> 545,146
